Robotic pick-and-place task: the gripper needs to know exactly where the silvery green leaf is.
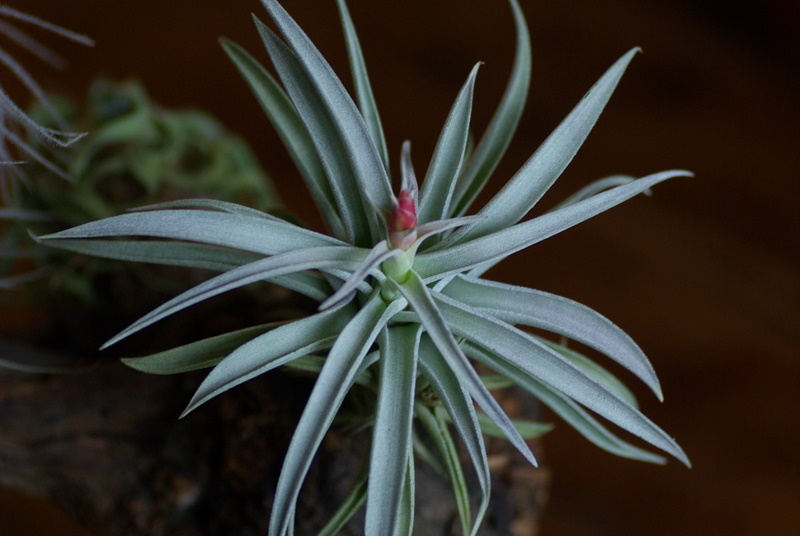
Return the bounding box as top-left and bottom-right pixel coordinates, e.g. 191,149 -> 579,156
39,208 -> 344,255
259,0 -> 393,242
253,21 -> 372,244
434,292 -> 689,465
396,271 -> 537,468
450,48 -> 640,244
365,324 -> 420,536
415,170 -> 691,280
538,338 -> 640,408
553,174 -> 638,209
121,323 -> 275,374
440,274 -> 662,399
474,413 -> 553,439
464,342 -> 666,463
414,402 -> 472,535
451,0 -> 531,217
418,338 -> 490,536
220,38 -> 344,238
269,292 -> 404,536
35,237 -> 261,272
320,241 -> 399,310
335,0 -> 389,170
129,198 -> 281,221
184,304 -> 353,416
395,458 -> 415,536
418,63 -> 480,224
103,246 -> 367,349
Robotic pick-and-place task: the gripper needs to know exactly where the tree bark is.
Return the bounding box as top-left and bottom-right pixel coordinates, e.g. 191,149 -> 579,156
0,337 -> 548,535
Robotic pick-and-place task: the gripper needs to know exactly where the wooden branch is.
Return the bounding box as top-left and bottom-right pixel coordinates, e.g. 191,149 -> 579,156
0,339 -> 547,535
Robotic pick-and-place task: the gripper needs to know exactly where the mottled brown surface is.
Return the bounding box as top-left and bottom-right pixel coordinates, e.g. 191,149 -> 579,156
2,0 -> 798,534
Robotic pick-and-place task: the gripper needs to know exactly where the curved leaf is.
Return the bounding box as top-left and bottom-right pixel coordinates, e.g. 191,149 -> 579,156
269,292 -> 404,536
440,275 -> 662,399
335,0 -> 389,169
433,292 -> 689,465
451,0 -> 531,217
418,63 -> 480,224
418,338 -> 490,536
415,170 -> 691,280
121,323 -> 275,374
103,246 -> 367,349
220,38 -> 345,238
39,209 -> 345,256
365,324 -> 420,536
450,48 -> 640,244
183,304 -> 353,416
396,271 -> 538,467
464,342 -> 666,464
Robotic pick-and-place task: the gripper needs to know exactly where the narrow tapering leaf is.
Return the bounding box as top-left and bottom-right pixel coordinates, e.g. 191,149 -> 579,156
440,275 -> 662,399
255,20 -> 371,244
184,304 -> 353,416
464,342 -> 666,463
416,170 -> 691,280
418,63 -> 480,224
121,324 -> 275,374
39,209 -> 345,256
434,292 -> 689,465
451,0 -> 531,216
103,246 -> 367,349
259,0 -> 393,239
450,48 -> 640,244
414,402 -> 472,534
396,271 -> 538,467
269,293 -> 404,536
418,337 -> 490,536
220,38 -> 345,238
365,324 -> 420,536
335,0 -> 389,169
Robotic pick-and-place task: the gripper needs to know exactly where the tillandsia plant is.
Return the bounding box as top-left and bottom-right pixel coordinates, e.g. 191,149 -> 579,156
40,0 -> 690,534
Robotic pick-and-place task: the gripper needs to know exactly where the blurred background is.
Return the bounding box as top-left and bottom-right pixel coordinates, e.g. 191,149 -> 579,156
1,0 -> 798,534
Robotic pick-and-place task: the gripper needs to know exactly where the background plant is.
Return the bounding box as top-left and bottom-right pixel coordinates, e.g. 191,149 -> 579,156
40,0 -> 690,534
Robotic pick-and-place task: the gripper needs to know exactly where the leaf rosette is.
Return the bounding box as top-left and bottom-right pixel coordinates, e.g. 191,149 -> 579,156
40,1 -> 690,534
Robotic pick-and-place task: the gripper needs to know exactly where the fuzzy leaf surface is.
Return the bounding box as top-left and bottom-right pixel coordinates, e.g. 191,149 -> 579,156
441,275 -> 662,399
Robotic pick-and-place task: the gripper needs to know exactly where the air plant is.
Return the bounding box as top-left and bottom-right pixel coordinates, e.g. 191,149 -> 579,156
0,4 -> 93,193
40,0 -> 690,534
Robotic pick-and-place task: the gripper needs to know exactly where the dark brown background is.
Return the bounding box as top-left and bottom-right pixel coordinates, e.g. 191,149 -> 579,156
2,0 -> 798,534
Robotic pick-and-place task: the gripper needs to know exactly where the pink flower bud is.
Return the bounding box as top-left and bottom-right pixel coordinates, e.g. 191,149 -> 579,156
390,189 -> 417,232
